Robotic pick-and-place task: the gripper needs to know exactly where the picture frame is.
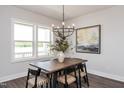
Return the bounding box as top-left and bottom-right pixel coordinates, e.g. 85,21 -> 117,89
76,25 -> 101,54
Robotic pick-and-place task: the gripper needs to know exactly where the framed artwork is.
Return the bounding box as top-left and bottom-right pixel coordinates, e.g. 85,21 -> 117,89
76,25 -> 101,54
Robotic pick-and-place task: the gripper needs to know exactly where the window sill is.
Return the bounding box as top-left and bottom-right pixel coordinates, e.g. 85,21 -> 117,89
11,55 -> 55,63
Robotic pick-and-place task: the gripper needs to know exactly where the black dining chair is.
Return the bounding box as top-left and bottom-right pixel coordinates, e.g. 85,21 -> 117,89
78,63 -> 89,87
57,66 -> 79,88
25,68 -> 48,88
70,63 -> 89,88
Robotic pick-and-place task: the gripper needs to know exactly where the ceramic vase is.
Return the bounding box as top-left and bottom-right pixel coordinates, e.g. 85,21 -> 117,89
57,51 -> 65,63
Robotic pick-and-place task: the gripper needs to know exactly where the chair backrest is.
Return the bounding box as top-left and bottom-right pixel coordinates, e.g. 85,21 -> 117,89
63,65 -> 77,78
80,63 -> 86,72
26,68 -> 41,88
65,66 -> 77,75
28,68 -> 41,76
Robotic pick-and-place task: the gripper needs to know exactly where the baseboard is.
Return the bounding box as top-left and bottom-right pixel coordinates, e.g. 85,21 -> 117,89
88,69 -> 124,82
0,72 -> 27,83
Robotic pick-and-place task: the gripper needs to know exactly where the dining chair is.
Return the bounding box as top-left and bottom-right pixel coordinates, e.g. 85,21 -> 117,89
25,68 -> 48,88
70,63 -> 89,88
78,63 -> 89,87
57,66 -> 78,88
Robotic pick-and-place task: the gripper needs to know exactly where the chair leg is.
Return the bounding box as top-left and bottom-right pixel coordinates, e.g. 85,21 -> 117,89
78,65 -> 82,88
33,84 -> 37,88
53,72 -> 58,88
25,81 -> 28,88
56,81 -> 59,88
85,75 -> 89,87
83,76 -> 87,83
41,85 -> 43,88
73,65 -> 79,88
50,78 -> 52,88
64,83 -> 68,88
66,84 -> 68,88
79,74 -> 82,88
76,80 -> 78,88
46,83 -> 48,88
84,64 -> 89,87
64,84 -> 66,88
25,70 -> 30,88
75,71 -> 79,88
63,69 -> 69,88
47,74 -> 52,88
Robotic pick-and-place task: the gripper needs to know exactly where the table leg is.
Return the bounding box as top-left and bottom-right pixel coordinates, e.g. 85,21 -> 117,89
47,74 -> 52,88
52,72 -> 58,88
78,65 -> 82,88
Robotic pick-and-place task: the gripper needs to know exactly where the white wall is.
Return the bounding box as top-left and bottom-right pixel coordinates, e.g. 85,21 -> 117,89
0,5 -> 60,82
66,6 -> 124,82
0,5 -> 124,83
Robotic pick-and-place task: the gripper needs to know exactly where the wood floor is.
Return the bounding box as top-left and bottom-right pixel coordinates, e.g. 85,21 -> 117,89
1,73 -> 124,88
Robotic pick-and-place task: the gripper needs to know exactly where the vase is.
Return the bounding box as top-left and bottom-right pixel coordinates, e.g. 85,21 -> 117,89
57,51 -> 65,63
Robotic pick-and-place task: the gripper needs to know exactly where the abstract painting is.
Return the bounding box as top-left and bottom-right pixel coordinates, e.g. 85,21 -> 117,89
76,25 -> 101,54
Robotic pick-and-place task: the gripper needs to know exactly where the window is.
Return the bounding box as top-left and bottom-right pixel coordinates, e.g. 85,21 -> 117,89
12,20 -> 52,62
14,23 -> 33,59
38,27 -> 51,56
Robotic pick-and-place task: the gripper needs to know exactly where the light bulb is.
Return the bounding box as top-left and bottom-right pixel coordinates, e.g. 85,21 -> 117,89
72,24 -> 75,27
62,22 -> 65,25
68,26 -> 70,28
52,24 -> 54,27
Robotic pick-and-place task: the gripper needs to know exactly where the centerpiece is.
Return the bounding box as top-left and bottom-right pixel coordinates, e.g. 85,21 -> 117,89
51,31 -> 69,63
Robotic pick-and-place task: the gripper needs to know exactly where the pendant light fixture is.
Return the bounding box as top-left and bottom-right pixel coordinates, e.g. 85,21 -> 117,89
52,5 -> 75,38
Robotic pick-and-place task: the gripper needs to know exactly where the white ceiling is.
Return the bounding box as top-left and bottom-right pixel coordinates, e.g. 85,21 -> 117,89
16,5 -> 113,21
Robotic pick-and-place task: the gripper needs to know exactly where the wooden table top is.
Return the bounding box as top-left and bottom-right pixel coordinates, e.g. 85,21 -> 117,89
30,57 -> 87,73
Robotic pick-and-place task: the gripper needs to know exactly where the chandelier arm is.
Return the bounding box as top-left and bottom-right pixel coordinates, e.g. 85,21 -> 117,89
54,31 -> 58,36
53,32 -> 59,37
53,29 -> 60,37
64,32 -> 73,38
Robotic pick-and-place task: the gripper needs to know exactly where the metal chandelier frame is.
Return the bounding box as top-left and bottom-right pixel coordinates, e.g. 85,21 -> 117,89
52,5 -> 75,38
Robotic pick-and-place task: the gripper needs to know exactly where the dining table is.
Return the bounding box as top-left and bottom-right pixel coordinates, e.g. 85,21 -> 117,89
29,57 -> 87,88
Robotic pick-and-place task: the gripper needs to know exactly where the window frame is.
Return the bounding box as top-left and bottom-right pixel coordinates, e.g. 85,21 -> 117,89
37,25 -> 52,57
11,19 -> 53,63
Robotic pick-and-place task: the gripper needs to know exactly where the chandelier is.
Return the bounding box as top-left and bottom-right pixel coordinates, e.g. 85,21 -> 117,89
52,5 -> 75,38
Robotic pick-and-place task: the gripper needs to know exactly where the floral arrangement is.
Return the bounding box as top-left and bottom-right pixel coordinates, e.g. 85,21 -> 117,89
51,31 -> 69,53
